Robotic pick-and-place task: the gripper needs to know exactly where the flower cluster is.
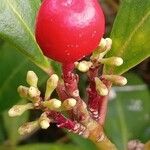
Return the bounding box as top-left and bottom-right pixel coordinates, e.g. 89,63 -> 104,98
75,38 -> 127,120
8,38 -> 127,149
8,72 -> 80,135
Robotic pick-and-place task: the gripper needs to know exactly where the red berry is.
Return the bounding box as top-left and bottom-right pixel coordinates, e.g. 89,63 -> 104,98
35,0 -> 105,64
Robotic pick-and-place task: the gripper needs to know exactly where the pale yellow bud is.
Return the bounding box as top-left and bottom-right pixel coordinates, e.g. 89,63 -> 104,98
44,74 -> 59,100
8,103 -> 34,117
75,61 -> 92,72
99,38 -> 107,49
97,38 -> 113,59
17,85 -> 29,98
105,38 -> 112,51
91,38 -> 113,60
103,75 -> 127,86
18,121 -> 39,135
40,120 -> 50,129
99,57 -> 123,66
42,99 -> 61,110
28,86 -> 41,98
95,77 -> 108,96
62,98 -> 77,110
91,38 -> 107,60
39,113 -> 51,129
26,71 -> 38,87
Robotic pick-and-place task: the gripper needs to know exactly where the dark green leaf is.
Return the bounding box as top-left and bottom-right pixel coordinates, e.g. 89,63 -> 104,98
0,42 -> 48,112
16,144 -> 80,150
0,0 -> 50,70
105,73 -> 150,150
0,116 -> 6,144
68,133 -> 97,150
3,100 -> 29,145
104,0 -> 150,75
0,145 -> 7,150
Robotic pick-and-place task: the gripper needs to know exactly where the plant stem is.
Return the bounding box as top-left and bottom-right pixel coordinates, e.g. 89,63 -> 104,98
62,63 -> 91,125
62,63 -> 118,150
98,95 -> 109,125
92,137 -> 117,150
40,62 -> 117,149
87,66 -> 100,118
86,123 -> 117,150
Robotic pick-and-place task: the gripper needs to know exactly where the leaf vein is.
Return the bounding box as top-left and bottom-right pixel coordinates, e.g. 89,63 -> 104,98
5,0 -> 43,54
119,10 -> 150,55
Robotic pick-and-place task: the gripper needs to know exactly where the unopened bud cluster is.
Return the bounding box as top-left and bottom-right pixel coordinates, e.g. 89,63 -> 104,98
75,38 -> 127,97
8,37 -> 128,141
8,71 -> 77,135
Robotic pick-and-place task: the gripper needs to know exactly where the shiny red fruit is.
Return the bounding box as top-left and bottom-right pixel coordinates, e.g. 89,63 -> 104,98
35,0 -> 105,64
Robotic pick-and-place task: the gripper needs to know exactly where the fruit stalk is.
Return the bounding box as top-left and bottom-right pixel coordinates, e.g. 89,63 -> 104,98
62,63 -> 117,150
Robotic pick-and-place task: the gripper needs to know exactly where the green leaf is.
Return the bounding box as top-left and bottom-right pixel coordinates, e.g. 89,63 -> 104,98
3,100 -> 29,146
68,133 -> 97,150
105,73 -> 150,150
16,144 -> 80,150
0,116 -> 6,144
0,0 -> 50,70
0,145 -> 6,150
104,0 -> 150,75
0,42 -> 48,112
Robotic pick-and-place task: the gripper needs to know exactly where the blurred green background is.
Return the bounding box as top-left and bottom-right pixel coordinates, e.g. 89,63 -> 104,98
0,0 -> 150,150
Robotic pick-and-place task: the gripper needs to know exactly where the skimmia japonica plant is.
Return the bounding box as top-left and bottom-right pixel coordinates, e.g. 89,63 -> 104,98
2,0 -> 149,150
9,37 -> 127,150
8,1 -> 127,149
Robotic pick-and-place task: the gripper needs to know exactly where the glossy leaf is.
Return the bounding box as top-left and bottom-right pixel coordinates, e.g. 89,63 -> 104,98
0,116 -> 6,144
104,0 -> 150,75
3,100 -> 29,145
17,144 -> 80,150
0,42 -> 48,113
105,74 -> 150,150
0,146 -> 6,150
0,0 -> 50,70
68,133 -> 97,150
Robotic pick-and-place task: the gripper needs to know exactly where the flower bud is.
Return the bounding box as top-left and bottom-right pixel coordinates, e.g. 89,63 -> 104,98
8,103 -> 34,117
18,121 -> 39,135
99,38 -> 113,59
99,57 -> 123,66
99,38 -> 107,49
28,86 -> 41,98
40,119 -> 50,129
102,75 -> 127,86
42,99 -> 61,110
91,38 -> 107,60
105,38 -> 112,51
26,71 -> 38,87
62,98 -> 77,110
17,85 -> 29,98
39,113 -> 51,129
95,77 -> 108,96
91,38 -> 113,60
44,74 -> 59,100
75,61 -> 92,72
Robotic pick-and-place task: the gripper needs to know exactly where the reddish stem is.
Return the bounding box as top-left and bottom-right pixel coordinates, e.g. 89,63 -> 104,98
62,63 -> 75,75
56,81 -> 69,101
87,66 -> 111,125
98,95 -> 109,125
87,66 -> 101,120
47,111 -> 75,130
98,79 -> 111,125
62,63 -> 79,97
62,63 -> 91,125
